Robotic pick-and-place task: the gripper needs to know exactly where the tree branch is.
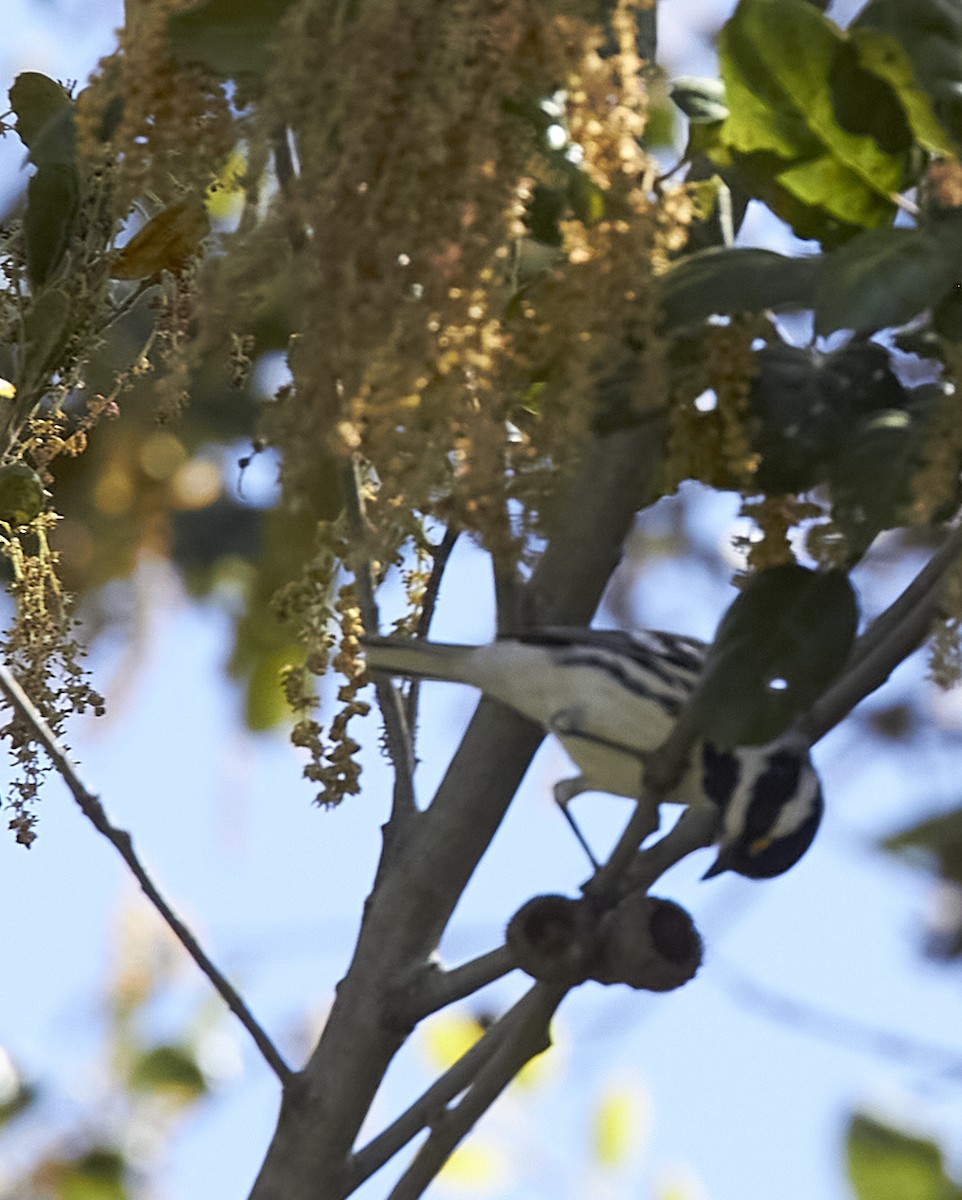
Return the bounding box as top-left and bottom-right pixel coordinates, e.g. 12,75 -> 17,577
248,419 -> 670,1200
345,984 -> 533,1192
400,945 -> 516,1026
384,985 -> 565,1200
0,661 -> 294,1088
803,522 -> 962,744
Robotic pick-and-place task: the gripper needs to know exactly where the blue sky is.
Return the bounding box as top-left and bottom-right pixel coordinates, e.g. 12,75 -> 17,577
3,3 -> 962,1199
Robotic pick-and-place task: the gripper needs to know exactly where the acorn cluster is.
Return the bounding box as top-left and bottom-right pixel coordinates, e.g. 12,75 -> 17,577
505,891 -> 703,993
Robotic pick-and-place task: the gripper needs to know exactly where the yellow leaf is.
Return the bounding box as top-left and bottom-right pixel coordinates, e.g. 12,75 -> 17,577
111,198 -> 209,279
438,1139 -> 510,1192
420,1013 -> 485,1071
591,1078 -> 651,1168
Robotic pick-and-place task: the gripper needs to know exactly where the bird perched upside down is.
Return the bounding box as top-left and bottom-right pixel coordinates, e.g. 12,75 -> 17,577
362,627 -> 823,880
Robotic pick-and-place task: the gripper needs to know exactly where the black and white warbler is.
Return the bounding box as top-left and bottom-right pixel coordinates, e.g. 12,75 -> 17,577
363,627 -> 823,879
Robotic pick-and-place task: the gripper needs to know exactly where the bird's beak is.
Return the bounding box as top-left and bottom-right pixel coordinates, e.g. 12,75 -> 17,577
701,845 -> 735,880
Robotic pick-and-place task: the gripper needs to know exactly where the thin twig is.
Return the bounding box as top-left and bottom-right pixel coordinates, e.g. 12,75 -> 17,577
0,661 -> 294,1087
715,957 -> 962,1080
803,523 -> 962,744
346,988 -> 525,1191
384,985 -> 565,1200
406,525 -> 461,735
340,456 -> 417,820
415,527 -> 460,641
399,945 -> 516,1026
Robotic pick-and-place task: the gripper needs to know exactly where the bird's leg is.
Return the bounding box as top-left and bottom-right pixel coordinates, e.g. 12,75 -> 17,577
552,775 -> 600,870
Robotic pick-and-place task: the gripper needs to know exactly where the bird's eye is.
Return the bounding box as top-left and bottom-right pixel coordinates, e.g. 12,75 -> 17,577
750,835 -> 772,855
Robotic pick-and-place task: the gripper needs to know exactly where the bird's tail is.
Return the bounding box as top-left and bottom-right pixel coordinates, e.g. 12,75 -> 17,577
361,636 -> 480,684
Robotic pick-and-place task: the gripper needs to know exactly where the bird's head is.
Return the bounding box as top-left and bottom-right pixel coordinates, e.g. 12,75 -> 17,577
700,737 -> 823,879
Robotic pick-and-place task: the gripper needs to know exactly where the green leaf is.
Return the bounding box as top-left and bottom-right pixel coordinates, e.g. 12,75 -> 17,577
814,227 -> 956,335
660,247 -> 819,329
58,1147 -> 128,1200
692,564 -> 858,746
850,26 -> 956,156
567,169 -> 606,227
8,73 -> 72,157
20,288 -> 73,394
853,0 -> 962,148
0,465 -> 45,527
25,163 -> 80,286
882,807 -> 962,885
716,0 -> 910,238
846,1113 -> 961,1200
128,1044 -> 207,1098
167,0 -> 297,78
827,409 -> 917,551
748,343 -> 833,493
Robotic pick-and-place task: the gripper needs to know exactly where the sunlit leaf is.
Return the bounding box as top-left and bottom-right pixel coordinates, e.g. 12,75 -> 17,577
715,0 -> 912,238
54,1147 -> 128,1200
128,1043 -> 207,1100
420,1012 -> 485,1071
0,465 -> 46,527
438,1139 -> 511,1191
591,1080 -> 650,1167
853,0 -> 962,148
846,1113 -> 960,1200
850,26 -> 955,156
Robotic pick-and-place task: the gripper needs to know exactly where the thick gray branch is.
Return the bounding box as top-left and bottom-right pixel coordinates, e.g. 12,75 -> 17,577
248,419 -> 669,1200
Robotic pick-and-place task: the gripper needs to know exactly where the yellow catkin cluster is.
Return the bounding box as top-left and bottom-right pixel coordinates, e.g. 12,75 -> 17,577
911,361 -> 962,525
739,495 -> 821,573
76,0 -> 235,216
0,514 -> 104,844
665,319 -> 759,492
257,0 -> 678,563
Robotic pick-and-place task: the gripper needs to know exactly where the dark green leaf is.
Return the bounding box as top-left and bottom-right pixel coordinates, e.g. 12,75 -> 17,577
660,247 -> 819,329
814,227 -> 956,335
25,163 -> 79,286
167,0 -> 297,78
827,409 -> 917,552
749,343 -> 833,493
850,25 -> 956,156
128,1044 -> 207,1098
0,1073 -> 35,1127
934,288 -> 962,339
692,564 -> 858,746
882,806 -> 962,885
846,1113 -> 960,1200
21,287 -> 73,394
8,72 -> 71,155
854,0 -> 962,148
526,184 -> 567,246
57,1147 -> 128,1200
